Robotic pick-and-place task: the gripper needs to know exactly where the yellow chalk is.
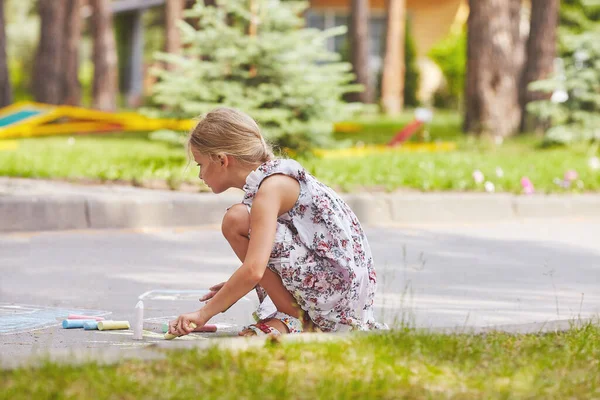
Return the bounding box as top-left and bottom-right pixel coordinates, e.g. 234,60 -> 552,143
164,322 -> 197,340
97,321 -> 131,331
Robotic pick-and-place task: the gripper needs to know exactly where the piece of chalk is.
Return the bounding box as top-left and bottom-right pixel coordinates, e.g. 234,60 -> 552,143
83,321 -> 99,330
133,300 -> 144,340
162,322 -> 217,333
68,314 -> 105,321
164,322 -> 197,340
97,321 -> 130,331
62,319 -> 97,329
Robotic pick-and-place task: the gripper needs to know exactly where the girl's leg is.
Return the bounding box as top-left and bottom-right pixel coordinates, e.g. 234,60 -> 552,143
222,204 -> 305,335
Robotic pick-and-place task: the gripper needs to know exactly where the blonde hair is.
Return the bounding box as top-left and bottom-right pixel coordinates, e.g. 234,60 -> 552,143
188,107 -> 274,165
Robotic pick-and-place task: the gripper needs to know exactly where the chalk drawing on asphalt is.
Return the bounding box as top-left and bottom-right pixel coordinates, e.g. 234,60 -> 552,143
0,303 -> 110,335
98,329 -> 206,341
138,289 -> 251,302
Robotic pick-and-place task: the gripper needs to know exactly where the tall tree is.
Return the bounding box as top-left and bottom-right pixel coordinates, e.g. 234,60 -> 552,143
165,0 -> 184,69
62,0 -> 83,106
349,0 -> 373,103
381,0 -> 405,114
520,0 -> 559,132
464,0 -> 523,137
0,0 -> 11,107
90,0 -> 118,111
32,0 -> 66,104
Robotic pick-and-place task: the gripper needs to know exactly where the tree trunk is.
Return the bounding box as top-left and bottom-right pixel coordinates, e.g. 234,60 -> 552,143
90,0 -> 118,111
32,0 -> 66,104
247,0 -> 258,78
349,0 -> 373,103
62,0 -> 83,106
464,0 -> 522,137
165,0 -> 184,66
381,0 -> 405,115
520,0 -> 559,132
0,0 -> 11,107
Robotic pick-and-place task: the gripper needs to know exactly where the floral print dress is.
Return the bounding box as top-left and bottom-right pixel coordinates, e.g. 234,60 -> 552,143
242,159 -> 386,332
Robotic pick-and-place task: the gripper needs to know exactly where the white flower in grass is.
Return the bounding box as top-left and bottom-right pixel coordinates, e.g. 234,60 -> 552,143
589,157 -> 600,171
67,137 -> 75,146
484,181 -> 495,193
495,167 -> 504,178
472,170 -> 484,184
553,177 -> 563,186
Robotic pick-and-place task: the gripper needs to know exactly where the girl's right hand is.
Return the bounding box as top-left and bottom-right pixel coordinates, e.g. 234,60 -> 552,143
200,282 -> 226,302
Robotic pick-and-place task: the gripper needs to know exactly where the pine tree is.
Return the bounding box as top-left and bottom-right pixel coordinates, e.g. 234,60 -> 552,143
560,0 -> 600,34
526,0 -> 600,144
527,28 -> 600,144
147,0 -> 362,152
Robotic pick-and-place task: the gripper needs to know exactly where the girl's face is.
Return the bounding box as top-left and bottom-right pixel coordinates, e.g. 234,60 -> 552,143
191,147 -> 228,194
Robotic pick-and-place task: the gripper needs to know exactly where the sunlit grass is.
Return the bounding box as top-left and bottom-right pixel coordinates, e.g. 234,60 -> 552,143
1,113 -> 598,193
2,324 -> 600,399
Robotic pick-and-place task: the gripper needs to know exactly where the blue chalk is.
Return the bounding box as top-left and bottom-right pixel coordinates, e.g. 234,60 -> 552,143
83,321 -> 99,330
62,319 -> 96,329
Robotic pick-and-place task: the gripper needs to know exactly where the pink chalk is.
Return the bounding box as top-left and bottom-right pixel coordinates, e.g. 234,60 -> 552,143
68,314 -> 105,321
194,324 -> 218,333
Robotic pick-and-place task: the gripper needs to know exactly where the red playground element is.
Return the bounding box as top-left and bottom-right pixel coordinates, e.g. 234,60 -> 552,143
388,120 -> 424,147
387,108 -> 433,147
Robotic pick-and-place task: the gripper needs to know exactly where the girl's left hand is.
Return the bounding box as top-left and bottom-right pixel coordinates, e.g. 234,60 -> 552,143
169,310 -> 207,336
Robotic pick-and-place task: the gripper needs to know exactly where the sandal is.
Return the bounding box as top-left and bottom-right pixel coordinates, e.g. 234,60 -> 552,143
242,311 -> 304,336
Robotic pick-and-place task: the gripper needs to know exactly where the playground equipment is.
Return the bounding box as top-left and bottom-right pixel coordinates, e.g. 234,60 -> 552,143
387,108 -> 434,146
316,108 -> 455,158
0,102 -> 456,158
0,102 -> 193,140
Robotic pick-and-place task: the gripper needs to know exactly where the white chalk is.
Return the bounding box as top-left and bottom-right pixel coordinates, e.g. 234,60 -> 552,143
133,300 -> 144,340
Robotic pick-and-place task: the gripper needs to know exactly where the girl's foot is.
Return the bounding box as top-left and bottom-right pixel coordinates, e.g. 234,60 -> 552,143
238,317 -> 289,336
238,311 -> 307,336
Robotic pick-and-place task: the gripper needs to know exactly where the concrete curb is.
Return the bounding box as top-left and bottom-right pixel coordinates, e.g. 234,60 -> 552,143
1,178 -> 600,232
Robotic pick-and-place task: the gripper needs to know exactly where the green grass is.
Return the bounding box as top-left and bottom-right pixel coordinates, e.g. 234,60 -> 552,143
0,132 -> 202,190
2,325 -> 600,399
303,137 -> 600,193
333,109 -> 463,144
1,112 -> 599,193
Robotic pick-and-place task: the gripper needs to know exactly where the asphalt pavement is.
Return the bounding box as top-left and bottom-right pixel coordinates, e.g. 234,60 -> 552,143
1,217 -> 599,368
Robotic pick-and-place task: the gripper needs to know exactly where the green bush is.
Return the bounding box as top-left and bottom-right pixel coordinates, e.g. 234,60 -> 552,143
403,18 -> 420,107
428,29 -> 466,110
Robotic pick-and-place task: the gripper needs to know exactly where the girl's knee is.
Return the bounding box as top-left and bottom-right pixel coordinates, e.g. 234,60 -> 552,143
222,204 -> 250,240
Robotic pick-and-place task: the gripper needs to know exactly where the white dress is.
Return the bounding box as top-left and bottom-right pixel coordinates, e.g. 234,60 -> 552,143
242,159 -> 386,332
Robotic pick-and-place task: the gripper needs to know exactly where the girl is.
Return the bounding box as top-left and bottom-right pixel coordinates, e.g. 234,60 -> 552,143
169,108 -> 386,337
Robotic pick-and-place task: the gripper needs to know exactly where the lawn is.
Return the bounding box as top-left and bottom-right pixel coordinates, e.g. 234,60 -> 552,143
1,111 -> 599,194
2,324 -> 599,399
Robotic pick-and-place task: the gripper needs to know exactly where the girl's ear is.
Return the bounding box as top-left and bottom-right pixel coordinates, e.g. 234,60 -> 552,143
217,153 -> 229,167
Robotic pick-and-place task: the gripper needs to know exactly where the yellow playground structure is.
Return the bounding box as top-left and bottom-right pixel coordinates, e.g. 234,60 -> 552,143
0,102 -> 456,156
0,102 -> 194,140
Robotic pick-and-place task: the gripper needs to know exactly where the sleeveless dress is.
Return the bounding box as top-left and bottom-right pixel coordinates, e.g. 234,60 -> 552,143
242,158 -> 386,332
